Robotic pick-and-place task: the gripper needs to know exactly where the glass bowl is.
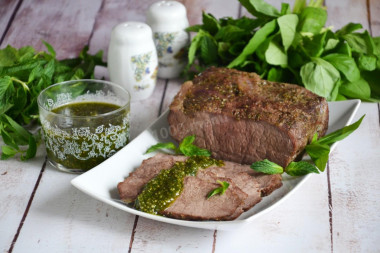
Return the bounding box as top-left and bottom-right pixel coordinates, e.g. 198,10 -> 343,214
37,79 -> 130,173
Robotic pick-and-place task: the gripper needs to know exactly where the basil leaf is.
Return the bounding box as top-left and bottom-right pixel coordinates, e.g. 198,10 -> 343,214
298,7 -> 327,34
285,161 -> 319,176
302,31 -> 327,58
336,23 -> 363,36
265,40 -> 288,66
228,19 -> 277,68
277,14 -> 299,51
300,58 -> 340,100
145,142 -> 178,154
343,31 -> 374,55
239,0 -> 280,19
323,53 -> 360,82
358,54 -> 377,71
207,180 -> 230,198
340,78 -> 371,100
250,159 -> 283,174
316,115 -> 365,146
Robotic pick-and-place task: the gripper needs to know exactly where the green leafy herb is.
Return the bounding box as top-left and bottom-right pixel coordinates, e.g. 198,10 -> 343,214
0,42 -> 106,160
145,135 -> 211,157
285,161 -> 319,176
207,180 -> 230,198
250,159 -> 283,174
184,0 -> 380,102
251,115 -> 365,176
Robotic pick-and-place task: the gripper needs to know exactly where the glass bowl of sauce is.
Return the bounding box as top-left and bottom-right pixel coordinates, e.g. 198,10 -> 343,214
37,79 -> 130,173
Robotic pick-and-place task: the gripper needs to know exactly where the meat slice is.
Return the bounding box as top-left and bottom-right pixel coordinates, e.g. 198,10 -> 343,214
117,153 -> 186,203
117,154 -> 282,220
161,176 -> 245,221
168,67 -> 329,167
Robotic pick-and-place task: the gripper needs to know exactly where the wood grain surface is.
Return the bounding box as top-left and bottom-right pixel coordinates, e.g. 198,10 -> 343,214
0,0 -> 379,252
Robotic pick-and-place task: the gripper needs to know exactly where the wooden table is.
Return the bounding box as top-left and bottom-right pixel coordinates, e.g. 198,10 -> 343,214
1,0 -> 379,252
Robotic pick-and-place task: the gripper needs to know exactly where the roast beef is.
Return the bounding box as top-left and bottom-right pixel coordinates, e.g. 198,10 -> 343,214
168,67 -> 329,167
117,153 -> 282,221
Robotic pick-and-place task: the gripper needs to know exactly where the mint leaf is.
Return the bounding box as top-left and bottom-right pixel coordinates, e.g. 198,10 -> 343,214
285,161 -> 319,176
207,180 -> 230,198
145,135 -> 211,157
1,145 -> 19,160
251,159 -> 283,174
179,135 -> 211,157
145,142 -> 178,154
305,142 -> 330,172
316,115 -> 365,146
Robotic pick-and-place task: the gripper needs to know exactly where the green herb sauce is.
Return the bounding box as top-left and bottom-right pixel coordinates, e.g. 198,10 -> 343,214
42,101 -> 129,171
136,156 -> 224,215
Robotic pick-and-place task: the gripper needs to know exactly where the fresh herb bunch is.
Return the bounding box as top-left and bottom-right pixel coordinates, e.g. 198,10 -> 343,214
185,0 -> 380,101
0,41 -> 106,160
251,115 -> 365,176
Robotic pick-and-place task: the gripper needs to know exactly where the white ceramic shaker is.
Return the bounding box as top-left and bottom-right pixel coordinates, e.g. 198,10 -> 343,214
108,22 -> 158,101
146,1 -> 190,79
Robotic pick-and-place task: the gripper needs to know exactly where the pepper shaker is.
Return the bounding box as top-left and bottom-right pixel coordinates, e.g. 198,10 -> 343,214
108,22 -> 158,101
146,1 -> 190,79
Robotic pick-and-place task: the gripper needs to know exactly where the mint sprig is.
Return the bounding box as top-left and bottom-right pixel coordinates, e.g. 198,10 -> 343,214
145,135 -> 211,157
207,180 -> 230,199
251,115 -> 365,176
0,42 -> 106,160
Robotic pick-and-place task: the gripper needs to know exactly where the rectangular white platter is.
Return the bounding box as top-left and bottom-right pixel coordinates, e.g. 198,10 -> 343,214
71,99 -> 361,230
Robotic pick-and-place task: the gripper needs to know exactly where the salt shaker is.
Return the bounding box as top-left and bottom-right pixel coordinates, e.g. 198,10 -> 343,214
146,1 -> 190,79
108,22 -> 158,101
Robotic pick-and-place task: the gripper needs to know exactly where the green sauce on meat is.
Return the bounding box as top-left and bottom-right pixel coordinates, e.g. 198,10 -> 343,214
136,156 -> 224,215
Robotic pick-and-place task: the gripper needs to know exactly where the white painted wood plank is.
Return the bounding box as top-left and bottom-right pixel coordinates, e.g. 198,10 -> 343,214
0,146 -> 46,253
0,0 -> 19,42
325,0 -> 369,31
132,218 -> 215,253
370,0 -> 380,36
216,173 -> 331,252
2,0 -> 103,59
12,165 -> 136,253
329,103 -> 380,252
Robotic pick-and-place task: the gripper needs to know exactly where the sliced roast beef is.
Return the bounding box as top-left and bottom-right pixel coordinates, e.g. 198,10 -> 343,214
168,67 -> 329,167
161,176 -> 245,221
117,153 -> 282,221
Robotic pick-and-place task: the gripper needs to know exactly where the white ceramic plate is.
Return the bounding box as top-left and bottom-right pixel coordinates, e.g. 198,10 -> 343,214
71,99 -> 361,230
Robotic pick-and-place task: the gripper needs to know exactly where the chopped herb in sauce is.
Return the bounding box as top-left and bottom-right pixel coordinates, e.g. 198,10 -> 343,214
42,101 -> 129,171
135,156 -> 224,215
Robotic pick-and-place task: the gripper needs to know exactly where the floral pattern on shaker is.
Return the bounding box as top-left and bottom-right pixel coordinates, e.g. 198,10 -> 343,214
154,32 -> 178,58
131,51 -> 153,82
